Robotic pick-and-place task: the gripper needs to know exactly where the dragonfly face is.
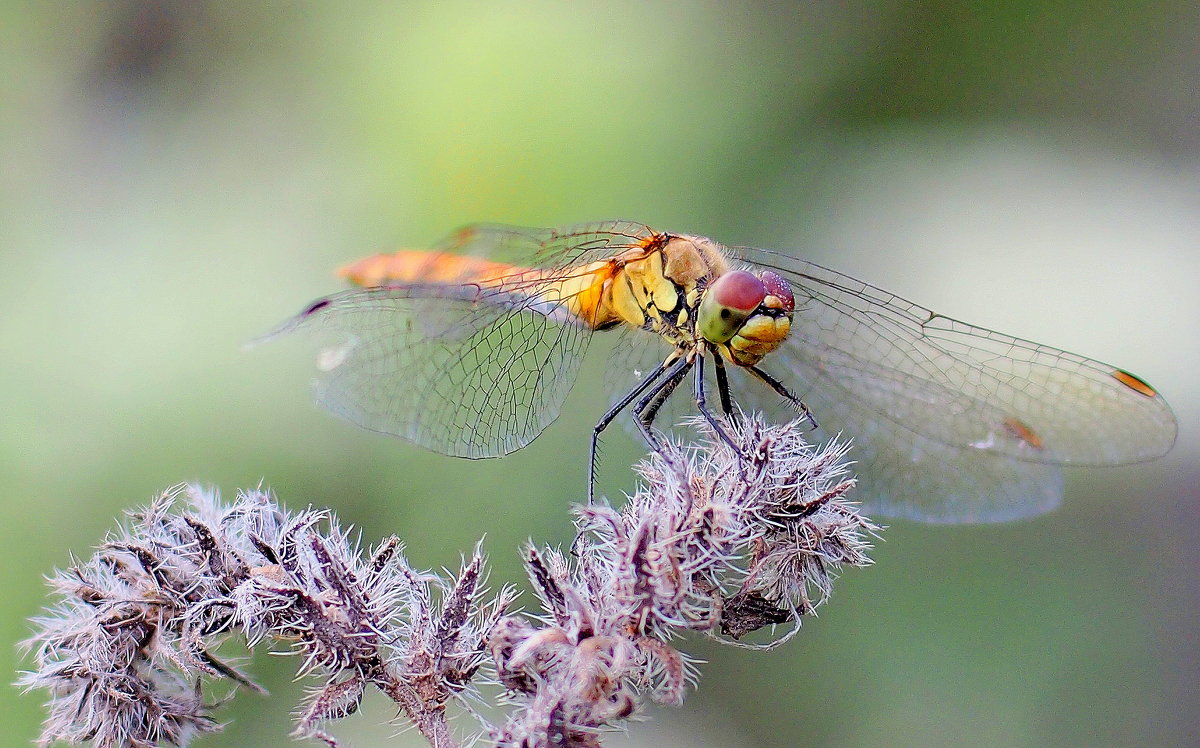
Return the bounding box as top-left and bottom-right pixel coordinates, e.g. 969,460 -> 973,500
695,268 -> 796,366
261,221 -> 1177,523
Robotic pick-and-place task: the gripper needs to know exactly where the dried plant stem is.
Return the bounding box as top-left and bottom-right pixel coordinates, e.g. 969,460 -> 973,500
21,415 -> 879,747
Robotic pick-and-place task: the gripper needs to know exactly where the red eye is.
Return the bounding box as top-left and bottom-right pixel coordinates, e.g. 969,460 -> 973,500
760,271 -> 794,312
710,270 -> 766,312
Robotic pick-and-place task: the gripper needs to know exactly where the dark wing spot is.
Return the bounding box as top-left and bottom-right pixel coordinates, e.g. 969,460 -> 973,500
303,299 -> 333,316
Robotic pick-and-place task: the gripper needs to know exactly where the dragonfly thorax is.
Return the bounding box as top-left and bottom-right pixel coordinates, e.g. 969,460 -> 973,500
603,233 -> 794,367
606,233 -> 725,339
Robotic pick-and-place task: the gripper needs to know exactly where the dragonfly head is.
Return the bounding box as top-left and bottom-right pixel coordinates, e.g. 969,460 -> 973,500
697,269 -> 794,365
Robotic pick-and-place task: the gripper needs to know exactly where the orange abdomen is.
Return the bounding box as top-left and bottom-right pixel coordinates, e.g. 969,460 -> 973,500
339,250 -> 525,287
339,249 -> 623,330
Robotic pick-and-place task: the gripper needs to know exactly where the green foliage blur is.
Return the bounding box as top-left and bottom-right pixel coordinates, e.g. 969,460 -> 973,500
4,2 -> 1197,746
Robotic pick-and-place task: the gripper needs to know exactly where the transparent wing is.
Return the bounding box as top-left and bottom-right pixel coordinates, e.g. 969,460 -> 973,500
261,285 -> 588,457
432,220 -> 656,269
722,245 -> 1177,521
752,355 -> 1064,522
602,332 -> 1066,522
730,245 -> 1177,466
260,221 -> 658,458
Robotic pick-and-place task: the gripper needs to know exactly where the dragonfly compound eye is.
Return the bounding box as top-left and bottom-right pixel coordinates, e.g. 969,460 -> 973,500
698,270 -> 767,343
760,270 -> 795,313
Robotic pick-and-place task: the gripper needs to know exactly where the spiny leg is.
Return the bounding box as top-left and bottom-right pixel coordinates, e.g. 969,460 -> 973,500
693,353 -> 742,454
596,355 -> 692,527
589,358 -> 672,503
639,353 -> 691,430
574,358 -> 676,553
631,354 -> 693,451
712,355 -> 736,422
747,364 -> 817,429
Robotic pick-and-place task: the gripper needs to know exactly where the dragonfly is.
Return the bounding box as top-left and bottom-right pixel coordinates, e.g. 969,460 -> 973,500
261,220 -> 1177,523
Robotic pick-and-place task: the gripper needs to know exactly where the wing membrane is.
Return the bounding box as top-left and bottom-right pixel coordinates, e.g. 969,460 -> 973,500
760,351 -> 1065,522
730,245 -> 1177,467
262,284 -> 590,457
261,221 -> 659,457
433,220 -> 656,269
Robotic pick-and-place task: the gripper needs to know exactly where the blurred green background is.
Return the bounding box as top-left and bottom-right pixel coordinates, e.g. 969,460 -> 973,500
4,2 -> 1198,746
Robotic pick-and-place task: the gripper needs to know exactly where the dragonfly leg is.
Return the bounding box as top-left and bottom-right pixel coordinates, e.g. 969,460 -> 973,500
747,364 -> 818,429
639,355 -> 689,429
632,354 -> 693,450
577,356 -> 682,553
694,354 -> 742,454
589,358 -> 672,503
712,355 -> 737,423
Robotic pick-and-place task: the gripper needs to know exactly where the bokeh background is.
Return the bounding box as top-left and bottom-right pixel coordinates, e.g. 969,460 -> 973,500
4,2 -> 1198,746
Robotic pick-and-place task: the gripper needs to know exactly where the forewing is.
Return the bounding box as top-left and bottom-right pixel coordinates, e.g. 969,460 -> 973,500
433,220 -> 657,270
262,221 -> 662,457
261,283 -> 592,458
729,245 -> 1178,468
